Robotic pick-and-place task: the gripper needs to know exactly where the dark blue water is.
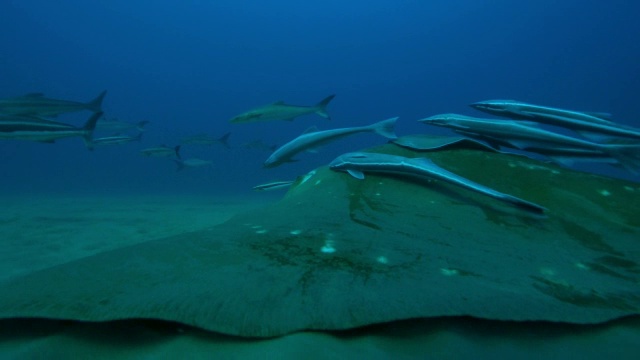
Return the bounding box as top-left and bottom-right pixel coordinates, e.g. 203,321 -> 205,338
2,0 -> 639,195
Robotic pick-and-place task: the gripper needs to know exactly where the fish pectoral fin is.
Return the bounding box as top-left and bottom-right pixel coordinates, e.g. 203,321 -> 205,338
347,169 -> 365,180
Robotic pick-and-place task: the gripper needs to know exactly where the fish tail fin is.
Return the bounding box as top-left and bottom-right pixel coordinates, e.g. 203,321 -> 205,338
372,117 -> 399,140
314,94 -> 335,120
174,145 -> 182,159
87,90 -> 107,113
82,111 -> 103,150
218,132 -> 231,149
603,144 -> 640,175
137,120 -> 150,131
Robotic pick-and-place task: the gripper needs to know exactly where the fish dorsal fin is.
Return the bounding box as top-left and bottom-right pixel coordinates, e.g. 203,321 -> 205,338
272,100 -> 285,105
302,126 -> 318,135
23,92 -> 44,98
582,111 -> 613,121
347,169 -> 365,180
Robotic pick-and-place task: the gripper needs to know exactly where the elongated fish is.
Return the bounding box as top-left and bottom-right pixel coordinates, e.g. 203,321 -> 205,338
173,158 -> 212,171
181,132 -> 231,148
253,180 -> 295,191
264,117 -> 398,168
90,132 -> 143,148
230,95 -> 335,123
419,114 -> 640,174
0,112 -> 102,148
141,145 -> 181,159
97,118 -> 149,132
329,152 -> 546,214
470,99 -> 640,141
0,91 -> 107,117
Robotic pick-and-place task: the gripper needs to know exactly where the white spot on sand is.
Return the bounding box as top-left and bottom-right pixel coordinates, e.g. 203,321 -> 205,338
624,186 -> 634,192
290,229 -> 302,235
376,256 -> 388,264
251,225 -> 262,229
598,189 -> 611,197
314,180 -> 321,185
321,237 -> 336,253
539,267 -> 556,276
255,229 -> 268,234
375,192 -> 381,196
575,262 -> 590,270
440,268 -> 459,276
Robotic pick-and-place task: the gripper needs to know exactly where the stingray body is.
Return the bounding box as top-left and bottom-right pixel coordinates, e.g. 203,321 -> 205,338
0,144 -> 638,338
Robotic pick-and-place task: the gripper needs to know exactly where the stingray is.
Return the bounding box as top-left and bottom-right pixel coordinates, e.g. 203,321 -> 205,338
0,144 -> 638,338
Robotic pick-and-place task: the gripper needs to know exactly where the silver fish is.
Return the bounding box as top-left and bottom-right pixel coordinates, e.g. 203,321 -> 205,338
420,114 -> 640,174
141,145 -> 181,159
252,180 -> 295,191
230,95 -> 335,123
0,91 -> 106,117
97,118 -> 149,132
0,112 -> 101,148
264,117 -> 398,168
470,99 -> 640,141
329,151 -> 546,214
173,158 -> 212,171
90,132 -> 143,148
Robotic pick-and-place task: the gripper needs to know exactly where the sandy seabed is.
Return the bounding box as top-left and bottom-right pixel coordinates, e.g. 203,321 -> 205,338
0,193 -> 639,359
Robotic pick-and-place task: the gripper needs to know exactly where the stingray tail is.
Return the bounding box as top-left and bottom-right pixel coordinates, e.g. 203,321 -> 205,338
314,94 -> 335,120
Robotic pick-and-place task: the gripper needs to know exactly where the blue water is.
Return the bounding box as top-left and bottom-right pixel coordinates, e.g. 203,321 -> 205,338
1,0 -> 640,196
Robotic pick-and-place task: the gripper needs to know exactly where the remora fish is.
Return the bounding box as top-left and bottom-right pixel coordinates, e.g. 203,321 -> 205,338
173,158 -> 213,171
97,118 -> 149,132
419,114 -> 640,173
0,112 -> 102,148
141,145 -> 181,159
253,180 -> 295,191
470,99 -> 640,141
329,152 -> 547,214
181,132 -> 231,148
0,90 -> 107,117
230,95 -> 335,123
264,117 -> 398,168
90,132 -> 143,148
